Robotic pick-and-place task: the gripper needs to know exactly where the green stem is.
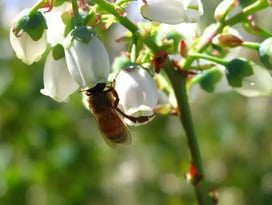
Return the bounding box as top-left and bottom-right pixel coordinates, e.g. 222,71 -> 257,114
72,0 -> 82,26
224,0 -> 269,26
164,58 -> 214,205
130,42 -> 137,63
242,41 -> 260,50
91,0 -> 138,33
190,53 -> 229,66
164,59 -> 203,176
29,0 -> 47,14
83,11 -> 95,25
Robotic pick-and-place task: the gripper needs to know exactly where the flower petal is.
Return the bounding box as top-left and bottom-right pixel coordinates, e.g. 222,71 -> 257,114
41,50 -> 79,102
139,0 -> 186,24
139,0 -> 203,24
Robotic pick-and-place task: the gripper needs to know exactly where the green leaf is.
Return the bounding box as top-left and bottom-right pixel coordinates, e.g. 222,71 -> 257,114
52,44 -> 65,60
22,11 -> 47,41
200,68 -> 222,92
238,0 -> 256,8
259,37 -> 272,70
226,58 -> 253,87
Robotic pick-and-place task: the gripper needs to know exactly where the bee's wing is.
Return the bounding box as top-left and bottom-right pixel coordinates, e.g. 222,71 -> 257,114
100,131 -> 117,148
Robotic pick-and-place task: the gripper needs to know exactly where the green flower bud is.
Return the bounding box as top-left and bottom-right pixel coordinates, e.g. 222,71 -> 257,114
226,58 -> 253,87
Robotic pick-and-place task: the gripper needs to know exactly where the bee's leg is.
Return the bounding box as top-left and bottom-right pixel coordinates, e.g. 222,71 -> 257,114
109,87 -> 156,123
124,112 -> 156,123
108,87 -> 120,108
115,106 -> 156,124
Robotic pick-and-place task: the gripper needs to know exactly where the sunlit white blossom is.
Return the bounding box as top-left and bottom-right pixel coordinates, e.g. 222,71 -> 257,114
115,65 -> 158,126
10,9 -> 47,65
41,50 -> 79,102
139,0 -> 203,24
64,26 -> 110,88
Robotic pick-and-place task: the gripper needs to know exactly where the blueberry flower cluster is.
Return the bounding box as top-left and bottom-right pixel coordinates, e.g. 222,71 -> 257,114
9,1 -> 159,127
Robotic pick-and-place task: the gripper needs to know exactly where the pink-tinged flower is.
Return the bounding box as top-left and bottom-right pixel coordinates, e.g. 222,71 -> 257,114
10,9 -> 47,65
114,65 -> 158,126
214,0 -> 237,21
139,0 -> 203,24
40,46 -> 79,102
64,26 -> 110,88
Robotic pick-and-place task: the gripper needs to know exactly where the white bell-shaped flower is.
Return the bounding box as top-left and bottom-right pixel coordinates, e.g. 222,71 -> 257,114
40,48 -> 79,102
10,9 -> 47,65
139,0 -> 203,24
64,26 -> 110,88
183,0 -> 204,22
114,65 -> 158,126
214,0 -> 236,21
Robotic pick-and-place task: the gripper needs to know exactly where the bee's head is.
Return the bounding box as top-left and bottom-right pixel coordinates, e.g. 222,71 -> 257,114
82,83 -> 107,96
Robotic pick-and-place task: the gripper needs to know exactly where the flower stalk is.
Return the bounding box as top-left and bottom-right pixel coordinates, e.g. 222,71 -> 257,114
29,0 -> 47,15
91,0 -> 138,33
189,53 -> 229,66
224,0 -> 270,26
163,58 -> 215,205
72,0 -> 83,26
242,41 -> 260,50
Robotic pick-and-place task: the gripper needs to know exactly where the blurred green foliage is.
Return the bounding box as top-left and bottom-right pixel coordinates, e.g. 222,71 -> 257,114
1,2 -> 272,205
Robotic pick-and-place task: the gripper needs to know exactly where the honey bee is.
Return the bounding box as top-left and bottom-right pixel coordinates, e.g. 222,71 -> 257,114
82,83 -> 155,146
82,83 -> 130,146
